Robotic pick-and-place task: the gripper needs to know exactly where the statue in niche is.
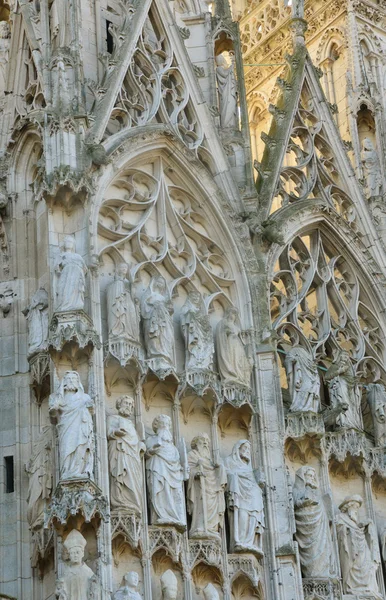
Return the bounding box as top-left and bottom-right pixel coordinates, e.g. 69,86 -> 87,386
113,571 -> 142,600
215,307 -> 252,387
50,0 -> 71,49
107,263 -> 140,344
55,236 -> 88,312
49,371 -> 95,480
367,383 -> 386,446
285,346 -> 320,413
336,495 -> 381,597
187,433 -> 226,539
324,350 -> 362,430
56,530 -> 98,600
25,426 -> 53,530
180,291 -> 214,371
160,570 -> 178,600
141,275 -> 175,370
0,21 -> 11,95
107,395 -> 145,514
145,414 -> 188,528
225,440 -> 265,555
293,466 -> 335,578
23,288 -> 49,357
216,54 -> 238,130
361,138 -> 382,197
203,584 -> 219,600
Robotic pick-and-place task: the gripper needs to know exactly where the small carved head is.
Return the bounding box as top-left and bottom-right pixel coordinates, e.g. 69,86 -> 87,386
124,571 -> 139,588
239,440 -> 251,463
191,432 -> 210,454
63,370 -> 81,392
63,529 -> 87,565
116,263 -> 128,279
153,275 -> 167,293
116,394 -> 134,417
160,570 -> 178,600
62,235 -> 76,253
188,290 -> 201,305
339,494 -> 363,521
152,414 -> 172,433
303,467 -> 318,489
224,306 -> 239,323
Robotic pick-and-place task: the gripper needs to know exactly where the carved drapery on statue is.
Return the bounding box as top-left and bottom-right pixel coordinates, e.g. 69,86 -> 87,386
55,236 -> 88,312
361,138 -> 382,197
26,426 -> 53,530
324,350 -> 362,430
336,495 -> 381,598
141,276 -> 175,373
0,21 -> 10,95
225,440 -> 264,555
145,414 -> 188,528
367,383 -> 386,446
285,346 -> 320,413
107,264 -> 140,344
180,291 -> 214,371
160,570 -> 178,600
216,54 -> 238,130
23,288 -> 49,357
49,371 -> 95,480
215,308 -> 252,387
56,530 -> 99,600
187,433 -> 226,539
293,466 -> 335,578
107,395 -> 145,515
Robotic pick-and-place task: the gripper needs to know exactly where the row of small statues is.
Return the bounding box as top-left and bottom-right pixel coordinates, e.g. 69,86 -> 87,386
293,465 -> 385,598
285,345 -> 386,444
24,240 -> 252,386
28,371 -> 264,553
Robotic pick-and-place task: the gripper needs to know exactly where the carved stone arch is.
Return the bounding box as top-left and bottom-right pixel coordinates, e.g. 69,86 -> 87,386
8,125 -> 43,198
359,26 -> 384,59
248,91 -> 268,122
316,27 -> 347,64
230,572 -> 264,600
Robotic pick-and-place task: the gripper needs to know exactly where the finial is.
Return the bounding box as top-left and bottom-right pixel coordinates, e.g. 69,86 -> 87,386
289,0 -> 307,48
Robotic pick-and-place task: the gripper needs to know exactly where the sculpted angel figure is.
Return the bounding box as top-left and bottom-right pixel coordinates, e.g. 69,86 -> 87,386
216,53 -> 238,129
107,395 -> 145,514
293,466 -> 335,578
336,495 -> 381,597
225,440 -> 264,555
141,275 -> 175,370
23,288 -> 49,357
49,371 -> 95,480
25,426 -> 53,530
215,307 -> 252,387
324,350 -> 362,430
180,291 -> 214,371
55,236 -> 88,312
285,346 -> 320,413
145,414 -> 188,528
107,263 -> 140,343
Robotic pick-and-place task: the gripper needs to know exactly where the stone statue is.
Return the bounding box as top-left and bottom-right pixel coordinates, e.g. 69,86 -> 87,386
225,440 -> 264,555
160,570 -> 178,600
361,138 -> 382,197
336,495 -> 380,597
113,571 -> 142,600
216,54 -> 238,129
187,433 -> 226,539
180,291 -> 214,371
107,395 -> 145,514
203,584 -> 219,600
324,350 -> 362,430
145,414 -> 187,528
215,307 -> 252,387
50,0 -> 71,49
141,275 -> 175,370
23,288 -> 49,357
285,346 -> 320,413
57,530 -> 97,600
367,383 -> 386,446
55,236 -> 88,312
49,371 -> 95,480
0,21 -> 11,95
107,263 -> 140,343
25,426 -> 53,530
293,466 -> 335,578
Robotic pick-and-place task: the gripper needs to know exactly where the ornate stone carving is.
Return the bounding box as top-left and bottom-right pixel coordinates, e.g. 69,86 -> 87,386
0,21 -> 10,96
141,276 -> 176,377
293,467 -> 335,578
324,351 -> 362,430
215,308 -> 252,388
187,433 -> 226,539
50,0 -> 71,49
367,383 -> 386,447
160,570 -> 178,600
187,539 -> 222,569
145,414 -> 188,529
49,371 -> 95,480
111,512 -> 142,550
107,394 -> 145,514
56,530 -> 100,600
361,138 -> 382,197
302,579 -> 340,600
113,571 -> 142,600
216,54 -> 238,130
336,495 -> 381,598
26,426 -> 53,531
227,554 -> 261,588
180,291 -> 214,371
148,526 -> 183,563
48,310 -> 101,350
46,479 -> 109,526
107,264 -> 141,365
23,288 -> 49,358
321,430 -> 371,463
225,440 -> 264,556
203,583 -> 219,600
55,236 -> 88,312
285,346 -> 320,413
285,411 -> 325,439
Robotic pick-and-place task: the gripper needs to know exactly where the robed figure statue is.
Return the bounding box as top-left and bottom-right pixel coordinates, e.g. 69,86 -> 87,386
55,236 -> 88,312
141,276 -> 175,371
285,346 -> 320,413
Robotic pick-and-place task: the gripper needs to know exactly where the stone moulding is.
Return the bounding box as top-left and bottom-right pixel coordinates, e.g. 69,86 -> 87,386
187,539 -> 223,570
302,578 -> 341,600
148,526 -> 183,563
48,310 -> 101,351
285,411 -> 325,439
44,479 -> 109,527
111,511 -> 142,549
227,553 -> 261,588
